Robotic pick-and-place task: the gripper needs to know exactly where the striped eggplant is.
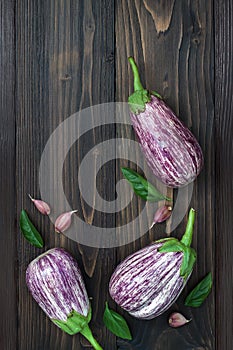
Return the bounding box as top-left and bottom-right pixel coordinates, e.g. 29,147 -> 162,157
109,209 -> 196,320
26,248 -> 103,350
128,57 -> 203,188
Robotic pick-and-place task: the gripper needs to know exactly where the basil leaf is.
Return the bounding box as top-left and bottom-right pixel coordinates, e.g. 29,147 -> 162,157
185,272 -> 212,307
20,210 -> 44,248
103,302 -> 132,340
121,167 -> 170,202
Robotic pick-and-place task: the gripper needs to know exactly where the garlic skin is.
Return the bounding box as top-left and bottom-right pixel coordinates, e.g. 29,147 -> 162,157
55,210 -> 78,233
150,205 -> 172,229
168,312 -> 191,328
28,194 -> 51,215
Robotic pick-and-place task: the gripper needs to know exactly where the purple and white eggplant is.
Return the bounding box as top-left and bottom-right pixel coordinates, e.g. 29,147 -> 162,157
109,208 -> 196,320
128,57 -> 203,188
26,248 -> 103,350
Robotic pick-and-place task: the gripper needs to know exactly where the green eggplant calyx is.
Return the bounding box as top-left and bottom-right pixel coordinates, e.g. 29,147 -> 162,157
180,247 -> 197,280
158,208 -> 197,280
180,208 -> 196,247
52,305 -> 92,335
128,57 -> 151,114
151,90 -> 163,99
128,90 -> 151,114
52,305 -> 103,349
155,237 -> 177,244
128,57 -> 162,113
158,240 -> 196,280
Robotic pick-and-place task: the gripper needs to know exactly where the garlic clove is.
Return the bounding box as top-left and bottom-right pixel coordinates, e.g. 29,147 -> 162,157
55,210 -> 78,233
168,312 -> 191,328
28,194 -> 51,215
150,205 -> 172,229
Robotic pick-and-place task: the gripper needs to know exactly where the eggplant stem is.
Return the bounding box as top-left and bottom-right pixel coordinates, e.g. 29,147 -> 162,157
180,208 -> 196,247
80,324 -> 103,350
128,57 -> 144,91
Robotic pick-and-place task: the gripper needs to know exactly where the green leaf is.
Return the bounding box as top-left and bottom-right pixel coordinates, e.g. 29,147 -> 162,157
19,210 -> 44,248
103,302 -> 132,340
121,167 -> 169,202
185,272 -> 212,307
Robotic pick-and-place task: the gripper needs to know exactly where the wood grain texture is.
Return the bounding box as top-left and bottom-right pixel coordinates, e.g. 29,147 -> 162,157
115,0 -> 215,349
16,0 -> 115,349
0,1 -> 17,350
215,1 -> 233,349
1,0 -> 232,349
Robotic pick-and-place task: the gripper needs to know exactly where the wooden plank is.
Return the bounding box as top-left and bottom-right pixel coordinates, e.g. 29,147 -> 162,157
16,0 -> 115,349
0,1 -> 17,349
9,0 -> 233,349
115,1 -> 215,349
215,1 -> 233,349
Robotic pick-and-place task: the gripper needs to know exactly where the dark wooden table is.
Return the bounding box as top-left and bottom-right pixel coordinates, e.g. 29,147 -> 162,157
0,1 -> 232,349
